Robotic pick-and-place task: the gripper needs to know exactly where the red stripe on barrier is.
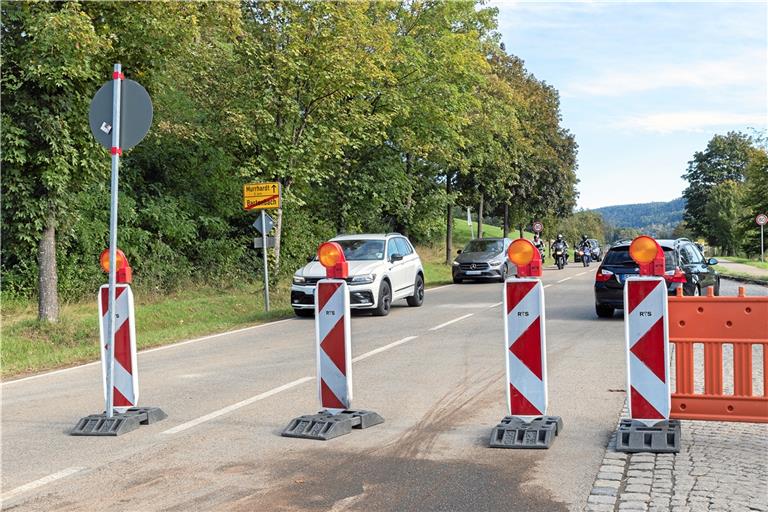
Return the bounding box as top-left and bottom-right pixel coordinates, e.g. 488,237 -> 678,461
321,379 -> 346,410
627,280 -> 660,313
630,317 -> 666,381
317,281 -> 342,312
631,386 -> 664,419
113,386 -> 131,407
510,383 -> 542,415
509,317 -> 543,379
113,320 -> 133,373
506,281 -> 537,315
320,318 -> 346,375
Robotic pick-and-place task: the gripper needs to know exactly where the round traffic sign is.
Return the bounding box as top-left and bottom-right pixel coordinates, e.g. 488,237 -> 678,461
757,214 -> 768,226
532,221 -> 543,233
89,79 -> 153,151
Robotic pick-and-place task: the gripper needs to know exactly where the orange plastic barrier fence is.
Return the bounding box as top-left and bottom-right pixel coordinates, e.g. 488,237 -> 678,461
668,287 -> 768,423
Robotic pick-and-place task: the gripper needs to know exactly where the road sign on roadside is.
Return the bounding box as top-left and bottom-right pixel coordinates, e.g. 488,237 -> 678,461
253,212 -> 275,235
253,236 -> 276,249
757,214 -> 767,226
244,182 -> 281,210
89,79 -> 152,150
532,221 -> 543,233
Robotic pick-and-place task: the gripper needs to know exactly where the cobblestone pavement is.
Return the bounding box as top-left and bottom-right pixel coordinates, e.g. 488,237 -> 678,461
586,415 -> 768,512
586,280 -> 767,512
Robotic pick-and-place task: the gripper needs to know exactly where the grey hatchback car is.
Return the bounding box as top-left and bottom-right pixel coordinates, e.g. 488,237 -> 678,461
452,238 -> 515,283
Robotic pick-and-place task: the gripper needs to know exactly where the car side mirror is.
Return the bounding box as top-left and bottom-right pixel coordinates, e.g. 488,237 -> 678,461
391,253 -> 404,262
306,255 -> 314,263
457,249 -> 462,254
707,258 -> 718,266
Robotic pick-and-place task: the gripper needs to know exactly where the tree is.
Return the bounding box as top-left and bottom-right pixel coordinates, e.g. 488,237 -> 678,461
682,132 -> 754,240
705,180 -> 745,255
1,2 -> 107,321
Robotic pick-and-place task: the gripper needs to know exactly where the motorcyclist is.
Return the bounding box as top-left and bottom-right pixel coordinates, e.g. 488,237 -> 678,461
578,235 -> 591,252
551,234 -> 568,264
532,234 -> 545,256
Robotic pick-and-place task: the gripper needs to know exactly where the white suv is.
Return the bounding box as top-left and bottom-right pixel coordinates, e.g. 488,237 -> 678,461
291,233 -> 425,317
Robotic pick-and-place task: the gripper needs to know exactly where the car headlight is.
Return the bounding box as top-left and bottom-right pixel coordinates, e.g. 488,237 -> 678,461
488,258 -> 503,266
452,261 -> 460,266
292,275 -> 306,284
350,273 -> 376,284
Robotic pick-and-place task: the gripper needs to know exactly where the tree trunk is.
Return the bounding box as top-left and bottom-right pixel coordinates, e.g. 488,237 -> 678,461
518,225 -> 524,239
445,174 -> 453,264
503,204 -> 509,238
37,212 -> 59,323
477,196 -> 484,238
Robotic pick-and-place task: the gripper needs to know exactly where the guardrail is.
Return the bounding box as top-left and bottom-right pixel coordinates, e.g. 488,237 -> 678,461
669,287 -> 768,423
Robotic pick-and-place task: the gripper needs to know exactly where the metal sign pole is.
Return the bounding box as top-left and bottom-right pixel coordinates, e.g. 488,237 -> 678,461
262,210 -> 270,312
761,224 -> 764,263
105,63 -> 122,419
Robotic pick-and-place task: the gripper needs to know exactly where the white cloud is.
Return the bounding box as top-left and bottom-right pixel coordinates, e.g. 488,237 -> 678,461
616,111 -> 768,133
569,53 -> 765,96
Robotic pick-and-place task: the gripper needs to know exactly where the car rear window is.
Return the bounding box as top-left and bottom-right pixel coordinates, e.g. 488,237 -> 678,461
603,246 -> 675,270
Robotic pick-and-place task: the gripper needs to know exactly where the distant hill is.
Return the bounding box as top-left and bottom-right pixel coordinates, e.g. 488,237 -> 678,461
593,198 -> 685,238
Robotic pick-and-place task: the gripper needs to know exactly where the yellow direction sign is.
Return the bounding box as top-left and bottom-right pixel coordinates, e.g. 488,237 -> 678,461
243,182 -> 281,210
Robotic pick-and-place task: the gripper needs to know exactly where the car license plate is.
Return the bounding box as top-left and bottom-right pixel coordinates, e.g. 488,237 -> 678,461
466,270 -> 482,275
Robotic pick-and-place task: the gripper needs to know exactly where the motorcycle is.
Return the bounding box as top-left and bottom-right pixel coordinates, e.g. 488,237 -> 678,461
579,247 -> 591,267
552,242 -> 567,270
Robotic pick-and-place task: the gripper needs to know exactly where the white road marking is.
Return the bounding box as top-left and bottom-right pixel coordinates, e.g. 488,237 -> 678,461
437,303 -> 497,309
162,376 -> 314,435
543,284 -> 553,288
426,284 -> 454,292
428,313 -> 474,331
352,336 -> 418,363
1,467 -> 85,502
557,277 -> 572,283
576,271 -> 589,276
2,318 -> 294,387
488,301 -> 503,308
164,335 -> 421,434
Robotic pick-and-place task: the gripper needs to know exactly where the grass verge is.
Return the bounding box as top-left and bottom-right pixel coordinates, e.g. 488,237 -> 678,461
720,256 -> 768,271
716,267 -> 768,285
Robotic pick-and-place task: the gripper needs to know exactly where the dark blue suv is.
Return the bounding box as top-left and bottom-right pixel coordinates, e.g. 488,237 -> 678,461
594,238 -> 720,318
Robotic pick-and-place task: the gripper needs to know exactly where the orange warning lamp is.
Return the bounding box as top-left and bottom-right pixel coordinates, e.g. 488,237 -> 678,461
99,248 -> 133,284
507,238 -> 542,277
317,242 -> 349,279
628,236 -> 665,276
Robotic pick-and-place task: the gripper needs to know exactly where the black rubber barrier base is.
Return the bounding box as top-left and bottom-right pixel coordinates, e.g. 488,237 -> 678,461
281,409 -> 384,440
615,419 -> 681,453
71,407 -> 167,436
490,415 -> 563,449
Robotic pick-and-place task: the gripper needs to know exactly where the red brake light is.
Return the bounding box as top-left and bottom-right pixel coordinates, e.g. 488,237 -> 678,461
595,267 -> 613,282
664,267 -> 687,283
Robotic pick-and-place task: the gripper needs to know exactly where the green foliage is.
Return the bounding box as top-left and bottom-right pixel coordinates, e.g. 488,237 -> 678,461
2,0 -> 579,307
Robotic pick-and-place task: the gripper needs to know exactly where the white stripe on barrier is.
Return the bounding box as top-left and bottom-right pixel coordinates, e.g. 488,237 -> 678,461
629,353 -> 670,418
505,286 -> 540,343
627,280 -> 666,346
317,284 -> 346,343
507,350 -> 547,415
319,350 -> 349,408
112,360 -> 136,405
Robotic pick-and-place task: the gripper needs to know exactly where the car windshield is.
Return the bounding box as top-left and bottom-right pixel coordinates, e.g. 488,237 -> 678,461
603,246 -> 675,270
464,240 -> 503,253
334,239 -> 385,261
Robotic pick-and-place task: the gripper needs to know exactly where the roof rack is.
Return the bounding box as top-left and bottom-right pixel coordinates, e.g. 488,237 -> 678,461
386,232 -> 402,236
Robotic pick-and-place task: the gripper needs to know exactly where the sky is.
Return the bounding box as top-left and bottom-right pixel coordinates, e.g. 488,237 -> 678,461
491,1 -> 768,209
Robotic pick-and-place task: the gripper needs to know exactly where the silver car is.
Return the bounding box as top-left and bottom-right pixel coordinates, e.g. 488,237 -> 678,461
452,238 -> 516,283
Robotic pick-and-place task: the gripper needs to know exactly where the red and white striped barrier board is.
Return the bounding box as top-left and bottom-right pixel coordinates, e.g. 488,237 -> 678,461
504,278 -> 548,419
98,284 -> 139,411
624,277 -> 671,424
315,279 -> 352,414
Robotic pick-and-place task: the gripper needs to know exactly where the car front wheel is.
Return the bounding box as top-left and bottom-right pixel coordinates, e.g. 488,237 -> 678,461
294,308 -> 313,318
406,275 -> 425,307
373,280 -> 392,316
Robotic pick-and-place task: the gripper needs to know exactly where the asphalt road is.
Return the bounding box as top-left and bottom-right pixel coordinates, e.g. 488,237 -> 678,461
2,268 -> 764,511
